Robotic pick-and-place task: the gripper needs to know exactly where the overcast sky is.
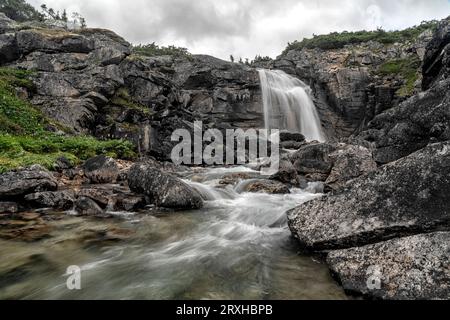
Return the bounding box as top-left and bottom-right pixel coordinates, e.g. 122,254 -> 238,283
28,0 -> 450,60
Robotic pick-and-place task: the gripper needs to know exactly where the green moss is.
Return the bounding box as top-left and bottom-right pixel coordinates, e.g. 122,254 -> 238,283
284,21 -> 438,53
0,134 -> 136,173
111,87 -> 154,116
377,57 -> 421,97
0,67 -> 137,173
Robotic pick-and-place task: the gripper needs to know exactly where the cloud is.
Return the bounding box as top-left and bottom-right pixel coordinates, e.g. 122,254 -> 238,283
28,0 -> 450,60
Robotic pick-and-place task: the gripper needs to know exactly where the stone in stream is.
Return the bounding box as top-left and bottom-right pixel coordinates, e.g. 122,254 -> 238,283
269,159 -> 302,186
327,232 -> 450,300
24,191 -> 75,210
289,143 -> 336,175
0,165 -> 58,198
83,155 -> 120,184
128,162 -> 203,209
288,142 -> 450,251
0,202 -> 19,214
74,197 -> 106,217
239,179 -> 290,194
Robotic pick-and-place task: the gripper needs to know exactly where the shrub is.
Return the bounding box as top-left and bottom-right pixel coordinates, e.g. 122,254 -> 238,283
133,42 -> 191,58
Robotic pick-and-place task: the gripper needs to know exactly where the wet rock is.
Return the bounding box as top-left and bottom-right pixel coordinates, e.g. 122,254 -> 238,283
270,160 -> 301,186
325,144 -> 377,191
218,173 -> 257,187
327,232 -> 450,300
74,197 -> 105,217
24,191 -> 75,210
238,179 -> 290,194
116,194 -> 145,211
128,162 -> 203,209
289,143 -> 336,175
279,131 -> 306,143
0,202 -> 18,214
288,142 -> 450,251
77,187 -> 112,208
280,141 -> 305,150
0,217 -> 51,242
0,165 -> 58,198
83,155 -> 119,184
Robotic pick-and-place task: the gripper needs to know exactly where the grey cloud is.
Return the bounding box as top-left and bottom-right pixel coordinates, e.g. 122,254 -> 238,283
29,0 -> 450,59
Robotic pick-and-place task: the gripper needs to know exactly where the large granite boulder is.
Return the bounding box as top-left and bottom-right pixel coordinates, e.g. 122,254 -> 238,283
0,165 -> 58,198
324,143 -> 377,191
327,232 -> 450,300
288,142 -> 450,251
83,155 -> 119,184
128,162 -> 203,209
289,143 -> 336,175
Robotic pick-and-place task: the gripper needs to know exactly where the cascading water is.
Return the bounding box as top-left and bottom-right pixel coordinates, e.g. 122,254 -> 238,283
259,69 -> 326,142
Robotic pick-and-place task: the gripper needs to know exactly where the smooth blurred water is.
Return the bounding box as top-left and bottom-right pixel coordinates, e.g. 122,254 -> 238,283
259,69 -> 326,142
0,166 -> 346,300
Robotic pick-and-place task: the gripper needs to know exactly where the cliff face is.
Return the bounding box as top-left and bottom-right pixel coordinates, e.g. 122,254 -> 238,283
0,13 -> 263,160
272,29 -> 434,139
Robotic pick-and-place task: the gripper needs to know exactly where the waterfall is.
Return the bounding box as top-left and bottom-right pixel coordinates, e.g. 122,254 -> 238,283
258,69 -> 326,142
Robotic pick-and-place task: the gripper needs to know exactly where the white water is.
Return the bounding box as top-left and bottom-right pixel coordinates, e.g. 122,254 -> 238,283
2,166 -> 346,299
259,69 -> 326,142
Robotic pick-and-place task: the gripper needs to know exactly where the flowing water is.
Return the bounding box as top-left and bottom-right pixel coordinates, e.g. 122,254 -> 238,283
259,69 -> 326,142
0,167 -> 346,300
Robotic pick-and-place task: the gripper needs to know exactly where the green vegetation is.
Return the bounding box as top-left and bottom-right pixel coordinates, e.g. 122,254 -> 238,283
377,57 -> 421,96
111,87 -> 153,116
284,21 -> 438,53
0,0 -> 43,22
133,42 -> 192,58
0,67 -> 135,173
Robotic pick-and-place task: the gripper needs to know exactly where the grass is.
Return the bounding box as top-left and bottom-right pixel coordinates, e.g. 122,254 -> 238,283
0,67 -> 136,173
377,57 -> 421,96
283,21 -> 438,53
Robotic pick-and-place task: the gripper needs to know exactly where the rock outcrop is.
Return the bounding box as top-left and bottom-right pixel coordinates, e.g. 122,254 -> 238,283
0,165 -> 58,198
83,155 -> 119,184
128,162 -> 203,209
288,142 -> 450,251
327,232 -> 450,300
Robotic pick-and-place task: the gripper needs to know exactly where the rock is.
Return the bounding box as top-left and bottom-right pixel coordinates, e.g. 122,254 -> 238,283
218,173 -> 255,186
83,155 -> 120,184
288,142 -> 450,251
0,33 -> 19,63
325,144 -> 377,191
24,191 -> 75,210
289,143 -> 335,175
77,187 -> 112,208
279,131 -> 306,143
0,165 -> 58,198
0,13 -> 17,33
327,232 -> 450,300
0,202 -> 18,214
116,194 -> 145,211
74,197 -> 105,217
269,160 -> 300,186
237,179 -> 290,194
359,78 -> 450,164
422,17 -> 450,90
128,162 -> 203,209
280,141 -> 305,150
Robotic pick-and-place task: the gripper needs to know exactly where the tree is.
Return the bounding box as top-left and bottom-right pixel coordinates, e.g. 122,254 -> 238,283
238,57 -> 243,64
230,55 -> 234,63
0,0 -> 44,22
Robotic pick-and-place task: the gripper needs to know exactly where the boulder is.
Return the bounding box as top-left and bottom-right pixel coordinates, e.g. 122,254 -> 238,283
325,144 -> 377,191
83,155 -> 119,184
279,131 -> 306,143
327,232 -> 450,300
237,179 -> 290,194
74,197 -> 105,217
269,159 -> 301,186
24,191 -> 75,210
0,165 -> 58,198
128,162 -> 203,209
0,202 -> 18,214
289,143 -> 335,175
288,142 -> 450,251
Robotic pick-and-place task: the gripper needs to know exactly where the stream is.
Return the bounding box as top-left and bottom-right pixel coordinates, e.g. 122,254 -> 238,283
0,166 -> 346,300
